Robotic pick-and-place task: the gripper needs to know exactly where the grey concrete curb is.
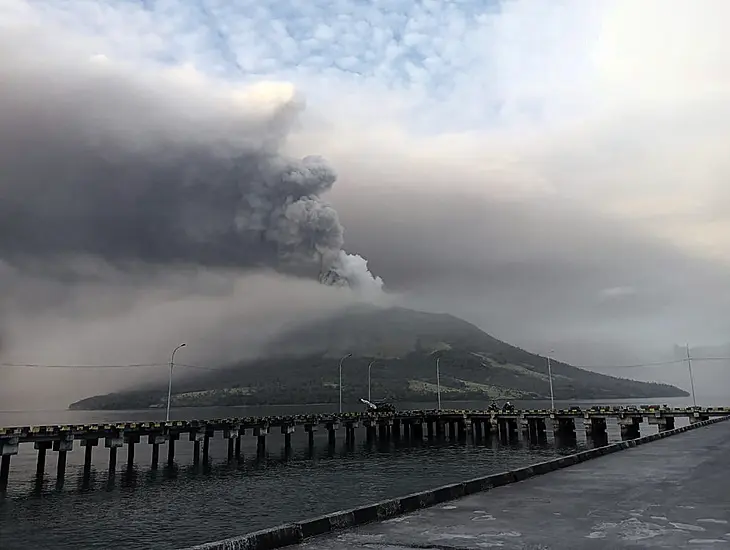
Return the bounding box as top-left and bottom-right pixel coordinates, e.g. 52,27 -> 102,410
181,415 -> 729,550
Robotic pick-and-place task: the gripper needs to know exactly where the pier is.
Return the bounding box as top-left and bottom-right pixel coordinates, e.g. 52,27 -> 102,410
0,405 -> 727,492
292,417 -> 730,550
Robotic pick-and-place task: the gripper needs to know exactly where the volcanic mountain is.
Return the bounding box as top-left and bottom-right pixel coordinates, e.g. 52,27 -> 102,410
70,305 -> 687,410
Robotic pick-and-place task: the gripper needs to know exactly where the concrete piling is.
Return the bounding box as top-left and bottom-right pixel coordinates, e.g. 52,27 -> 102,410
190,431 -> 204,465
255,426 -> 269,455
34,441 -> 51,477
81,439 -> 97,477
224,428 -> 238,462
105,436 -> 123,474
0,455 -> 10,491
203,431 -> 212,464
125,434 -> 139,469
305,425 -> 316,447
618,417 -> 642,439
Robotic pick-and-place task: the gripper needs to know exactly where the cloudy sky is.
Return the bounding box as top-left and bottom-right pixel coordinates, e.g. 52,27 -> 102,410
1,0 -> 730,409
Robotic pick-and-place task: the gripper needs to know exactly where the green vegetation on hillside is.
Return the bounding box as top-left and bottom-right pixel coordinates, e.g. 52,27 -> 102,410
69,306 -> 687,410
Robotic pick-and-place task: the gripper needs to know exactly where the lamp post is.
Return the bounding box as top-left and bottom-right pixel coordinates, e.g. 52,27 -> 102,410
546,349 -> 555,411
436,356 -> 442,410
166,343 -> 186,422
686,343 -> 697,407
339,353 -> 352,414
367,359 -> 378,402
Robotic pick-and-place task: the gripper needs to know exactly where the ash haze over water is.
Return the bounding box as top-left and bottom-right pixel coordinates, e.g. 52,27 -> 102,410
2,0 -> 730,409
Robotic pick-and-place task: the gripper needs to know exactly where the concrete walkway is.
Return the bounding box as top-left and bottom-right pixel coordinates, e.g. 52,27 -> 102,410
295,422 -> 730,549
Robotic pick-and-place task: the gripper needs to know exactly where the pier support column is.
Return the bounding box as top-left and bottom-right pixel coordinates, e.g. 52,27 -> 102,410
189,431 -> 204,465
552,417 -> 576,437
53,435 -> 74,484
148,434 -> 167,469
392,419 -> 401,440
0,455 -> 10,492
436,419 -> 445,438
585,417 -> 607,437
344,422 -> 357,446
202,431 -> 212,464
618,417 -> 641,439
527,418 -> 547,443
498,418 -> 517,440
124,434 -> 139,469
411,421 -> 423,441
402,421 -> 410,440
34,441 -> 52,477
377,420 -> 392,441
472,419 -> 483,440
281,425 -> 294,452
457,419 -> 469,440
167,433 -> 179,466
235,433 -> 242,460
254,426 -> 269,456
81,439 -> 98,477
224,428 -> 239,462
426,421 -> 434,439
326,423 -> 339,446
0,437 -> 18,492
305,425 -> 317,447
365,422 -> 376,443
520,418 -> 530,437
105,436 -> 124,474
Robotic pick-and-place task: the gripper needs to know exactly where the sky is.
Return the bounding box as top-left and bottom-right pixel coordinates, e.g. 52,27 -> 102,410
1,0 -> 730,409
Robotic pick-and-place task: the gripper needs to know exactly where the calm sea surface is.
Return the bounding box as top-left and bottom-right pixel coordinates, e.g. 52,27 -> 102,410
0,396 -> 724,550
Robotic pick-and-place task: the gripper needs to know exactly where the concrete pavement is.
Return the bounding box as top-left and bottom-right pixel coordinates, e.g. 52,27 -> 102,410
295,422 -> 730,549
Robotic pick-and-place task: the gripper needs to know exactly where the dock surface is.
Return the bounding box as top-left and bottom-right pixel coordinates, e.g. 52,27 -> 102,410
295,421 -> 730,549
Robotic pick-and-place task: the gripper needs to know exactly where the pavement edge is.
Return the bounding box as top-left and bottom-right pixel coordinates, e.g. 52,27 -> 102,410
180,415 -> 729,550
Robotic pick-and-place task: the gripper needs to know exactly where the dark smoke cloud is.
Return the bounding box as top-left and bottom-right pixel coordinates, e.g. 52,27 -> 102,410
0,28 -> 387,409
0,29 -> 380,291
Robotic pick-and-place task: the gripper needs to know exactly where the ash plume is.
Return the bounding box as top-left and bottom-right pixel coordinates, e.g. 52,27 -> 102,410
0,29 -> 383,294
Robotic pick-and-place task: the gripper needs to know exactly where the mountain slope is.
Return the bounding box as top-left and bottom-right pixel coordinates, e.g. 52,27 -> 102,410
69,306 -> 687,409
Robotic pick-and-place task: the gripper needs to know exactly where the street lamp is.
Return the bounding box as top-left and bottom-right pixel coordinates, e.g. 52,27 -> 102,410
166,343 -> 186,422
546,349 -> 555,411
367,359 -> 378,402
686,343 -> 697,407
436,356 -> 442,410
339,353 -> 352,414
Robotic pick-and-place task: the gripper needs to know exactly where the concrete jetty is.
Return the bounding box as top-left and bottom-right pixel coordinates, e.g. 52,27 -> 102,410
294,419 -> 730,549
1,405 -> 727,493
